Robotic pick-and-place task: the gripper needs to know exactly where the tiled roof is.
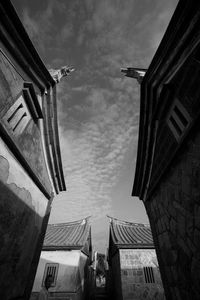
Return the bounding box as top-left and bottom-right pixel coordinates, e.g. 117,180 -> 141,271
108,217 -> 154,248
43,218 -> 91,250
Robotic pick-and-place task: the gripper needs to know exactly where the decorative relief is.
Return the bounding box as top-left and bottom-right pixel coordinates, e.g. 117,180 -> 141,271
167,98 -> 191,141
3,95 -> 31,136
0,49 -> 52,198
0,85 -> 52,197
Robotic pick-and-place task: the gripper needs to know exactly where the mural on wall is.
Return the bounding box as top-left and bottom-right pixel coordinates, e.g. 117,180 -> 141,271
120,249 -> 165,300
0,138 -> 48,299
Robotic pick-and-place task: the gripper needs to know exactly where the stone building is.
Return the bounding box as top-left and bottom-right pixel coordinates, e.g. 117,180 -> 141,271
31,218 -> 92,300
108,217 -> 165,300
0,1 -> 66,299
132,1 -> 200,299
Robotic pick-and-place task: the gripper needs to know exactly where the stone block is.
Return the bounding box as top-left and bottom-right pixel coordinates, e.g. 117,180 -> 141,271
167,204 -> 177,220
177,251 -> 191,291
162,232 -> 171,248
170,266 -> 178,282
169,233 -> 178,249
191,167 -> 200,190
177,237 -> 191,257
162,248 -> 177,266
174,187 -> 182,204
163,189 -> 170,209
191,256 -> 200,290
174,287 -> 182,300
195,206 -> 200,229
177,213 -> 186,237
194,228 -> 200,249
170,218 -> 177,236
163,214 -> 170,231
158,203 -> 165,217
186,237 -> 196,254
182,194 -> 194,214
158,234 -> 164,248
186,216 -> 194,237
168,166 -> 181,186
160,217 -> 166,233
157,219 -> 163,234
180,289 -> 192,300
164,266 -> 174,284
181,175 -> 191,196
192,131 -> 200,146
173,200 -> 192,218
193,194 -> 200,205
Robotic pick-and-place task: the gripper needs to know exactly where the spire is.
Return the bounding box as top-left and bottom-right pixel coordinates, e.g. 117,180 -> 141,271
49,66 -> 75,83
121,67 -> 147,84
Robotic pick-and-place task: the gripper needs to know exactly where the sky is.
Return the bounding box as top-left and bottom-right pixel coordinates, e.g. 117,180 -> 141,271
13,0 -> 178,252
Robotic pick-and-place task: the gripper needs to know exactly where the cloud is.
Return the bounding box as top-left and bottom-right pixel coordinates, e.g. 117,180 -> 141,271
21,1 -> 75,57
48,0 -> 177,232
51,78 -> 139,224
14,0 -> 178,250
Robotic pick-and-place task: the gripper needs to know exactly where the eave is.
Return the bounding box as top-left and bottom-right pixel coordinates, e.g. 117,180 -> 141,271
0,1 -> 55,91
132,0 -> 200,200
116,243 -> 154,250
0,1 -> 66,194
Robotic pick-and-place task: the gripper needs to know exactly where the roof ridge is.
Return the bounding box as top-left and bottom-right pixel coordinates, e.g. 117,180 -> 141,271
43,217 -> 91,250
48,216 -> 91,227
107,215 -> 150,227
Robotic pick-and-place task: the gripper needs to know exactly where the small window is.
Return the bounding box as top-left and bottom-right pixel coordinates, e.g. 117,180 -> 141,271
3,95 -> 31,135
167,99 -> 191,141
42,263 -> 59,287
143,267 -> 155,283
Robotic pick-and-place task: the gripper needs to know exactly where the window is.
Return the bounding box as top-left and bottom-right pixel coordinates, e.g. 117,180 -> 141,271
143,267 -> 155,283
42,263 -> 59,287
3,80 -> 43,136
167,99 -> 191,141
3,95 -> 31,135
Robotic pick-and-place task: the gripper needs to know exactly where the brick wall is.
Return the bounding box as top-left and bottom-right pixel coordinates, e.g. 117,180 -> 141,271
145,126 -> 200,300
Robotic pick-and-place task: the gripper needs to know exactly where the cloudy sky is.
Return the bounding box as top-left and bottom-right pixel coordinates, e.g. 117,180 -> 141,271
13,0 -> 178,252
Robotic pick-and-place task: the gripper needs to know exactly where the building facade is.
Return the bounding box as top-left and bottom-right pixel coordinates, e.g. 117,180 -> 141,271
0,2 -> 66,299
132,1 -> 200,299
31,218 -> 92,300
108,217 -> 164,300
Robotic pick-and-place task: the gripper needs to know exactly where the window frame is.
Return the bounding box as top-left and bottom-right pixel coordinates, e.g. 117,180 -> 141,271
42,263 -> 59,287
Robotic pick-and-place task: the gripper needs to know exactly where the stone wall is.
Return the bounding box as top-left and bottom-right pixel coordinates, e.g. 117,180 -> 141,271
119,249 -> 165,300
109,251 -> 122,300
145,126 -> 200,300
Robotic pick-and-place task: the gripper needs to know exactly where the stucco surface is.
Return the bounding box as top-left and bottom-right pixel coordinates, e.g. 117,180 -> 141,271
0,50 -> 52,194
32,250 -> 89,300
0,137 -> 48,300
33,250 -> 82,292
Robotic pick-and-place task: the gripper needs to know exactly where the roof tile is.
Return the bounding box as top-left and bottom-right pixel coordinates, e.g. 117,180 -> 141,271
43,218 -> 91,249
109,217 -> 153,247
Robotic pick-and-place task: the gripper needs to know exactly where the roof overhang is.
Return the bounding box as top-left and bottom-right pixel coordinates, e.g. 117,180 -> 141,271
132,0 -> 200,201
0,1 -> 55,91
116,244 -> 154,249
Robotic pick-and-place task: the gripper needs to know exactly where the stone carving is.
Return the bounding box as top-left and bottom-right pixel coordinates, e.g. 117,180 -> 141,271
121,67 -> 146,84
49,66 -> 75,83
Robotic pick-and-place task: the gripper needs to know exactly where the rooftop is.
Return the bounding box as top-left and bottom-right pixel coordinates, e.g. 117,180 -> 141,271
43,218 -> 91,252
108,216 -> 154,248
